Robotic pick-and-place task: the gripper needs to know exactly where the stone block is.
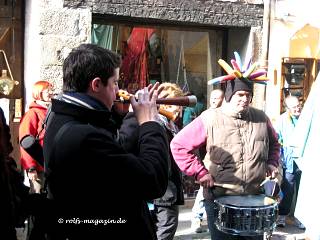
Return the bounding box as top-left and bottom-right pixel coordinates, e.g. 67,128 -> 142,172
40,8 -> 91,37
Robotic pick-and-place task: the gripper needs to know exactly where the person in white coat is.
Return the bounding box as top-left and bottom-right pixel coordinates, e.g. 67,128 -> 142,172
291,74 -> 320,240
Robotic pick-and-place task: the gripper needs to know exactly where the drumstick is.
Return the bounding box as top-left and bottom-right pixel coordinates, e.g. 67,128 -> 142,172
195,180 -> 243,191
260,176 -> 278,187
214,183 -> 243,191
259,176 -> 271,186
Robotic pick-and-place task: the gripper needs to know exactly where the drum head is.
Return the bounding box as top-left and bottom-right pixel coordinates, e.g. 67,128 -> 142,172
213,195 -> 278,236
216,194 -> 276,207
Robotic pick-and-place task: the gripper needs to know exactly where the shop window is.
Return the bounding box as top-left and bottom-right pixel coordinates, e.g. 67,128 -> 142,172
0,0 -> 23,99
0,0 -> 24,163
92,23 -> 228,197
91,23 -> 226,103
281,57 -> 319,113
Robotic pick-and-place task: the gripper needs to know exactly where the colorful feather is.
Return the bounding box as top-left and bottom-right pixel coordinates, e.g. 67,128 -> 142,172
208,76 -> 225,85
254,76 -> 269,81
223,74 -> 236,81
218,59 -> 234,75
252,80 -> 267,85
243,57 -> 252,72
243,62 -> 257,78
249,70 -> 267,79
233,70 -> 242,78
231,59 -> 241,72
211,52 -> 269,86
234,52 -> 242,71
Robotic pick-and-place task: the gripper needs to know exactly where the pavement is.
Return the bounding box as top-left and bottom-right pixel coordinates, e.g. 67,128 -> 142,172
16,199 -> 307,240
174,200 -> 307,240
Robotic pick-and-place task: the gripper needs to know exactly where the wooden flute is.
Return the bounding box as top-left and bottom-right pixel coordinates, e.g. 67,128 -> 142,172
117,90 -> 197,121
117,90 -> 197,107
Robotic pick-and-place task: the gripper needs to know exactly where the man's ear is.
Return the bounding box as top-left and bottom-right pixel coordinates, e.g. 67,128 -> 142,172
90,78 -> 101,92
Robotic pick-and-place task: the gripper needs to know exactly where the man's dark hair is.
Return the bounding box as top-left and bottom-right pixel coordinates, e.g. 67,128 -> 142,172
63,43 -> 121,92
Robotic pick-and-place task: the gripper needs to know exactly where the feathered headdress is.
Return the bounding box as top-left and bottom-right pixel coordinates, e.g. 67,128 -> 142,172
208,52 -> 269,86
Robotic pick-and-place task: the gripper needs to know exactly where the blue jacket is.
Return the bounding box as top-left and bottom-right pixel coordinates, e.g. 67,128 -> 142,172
275,111 -> 299,173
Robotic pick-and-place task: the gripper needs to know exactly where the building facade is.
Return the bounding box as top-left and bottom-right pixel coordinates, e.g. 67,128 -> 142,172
266,0 -> 320,121
24,0 -> 264,106
2,0 -> 265,172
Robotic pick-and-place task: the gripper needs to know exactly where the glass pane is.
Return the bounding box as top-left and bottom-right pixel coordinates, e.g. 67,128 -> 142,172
91,24 -> 221,99
284,63 -> 305,86
91,23 -> 226,197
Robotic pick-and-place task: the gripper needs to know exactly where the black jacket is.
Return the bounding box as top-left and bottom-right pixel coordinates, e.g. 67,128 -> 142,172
119,113 -> 184,207
43,99 -> 169,239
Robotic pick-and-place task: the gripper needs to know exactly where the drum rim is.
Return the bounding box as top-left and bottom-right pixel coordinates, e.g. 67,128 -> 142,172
215,224 -> 276,236
214,194 -> 277,207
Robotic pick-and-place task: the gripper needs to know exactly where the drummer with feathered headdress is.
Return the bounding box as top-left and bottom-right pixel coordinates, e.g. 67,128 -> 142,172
170,52 -> 281,240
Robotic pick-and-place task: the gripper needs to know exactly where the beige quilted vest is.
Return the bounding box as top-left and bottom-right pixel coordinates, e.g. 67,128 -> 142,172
200,106 -> 269,195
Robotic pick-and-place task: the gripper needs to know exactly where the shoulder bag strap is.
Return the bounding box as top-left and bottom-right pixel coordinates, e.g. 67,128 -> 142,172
43,120 -> 76,196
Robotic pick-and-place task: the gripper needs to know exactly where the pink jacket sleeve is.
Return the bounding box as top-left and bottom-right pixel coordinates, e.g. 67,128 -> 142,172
170,116 -> 209,181
266,118 -> 281,167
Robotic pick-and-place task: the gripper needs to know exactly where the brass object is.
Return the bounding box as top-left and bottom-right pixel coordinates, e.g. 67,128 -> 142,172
0,49 -> 19,95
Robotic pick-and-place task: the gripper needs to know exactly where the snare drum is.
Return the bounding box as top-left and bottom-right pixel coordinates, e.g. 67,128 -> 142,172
213,195 -> 278,236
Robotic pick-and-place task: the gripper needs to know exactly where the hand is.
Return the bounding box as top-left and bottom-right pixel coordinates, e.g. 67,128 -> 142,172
267,164 -> 279,179
131,86 -> 159,125
129,83 -> 162,113
135,82 -> 161,98
28,170 -> 38,181
198,173 -> 214,188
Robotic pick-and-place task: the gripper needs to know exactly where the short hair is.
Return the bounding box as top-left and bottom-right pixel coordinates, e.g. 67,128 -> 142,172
210,89 -> 224,108
284,95 -> 299,109
63,44 -> 121,92
158,82 -> 184,98
210,89 -> 224,98
32,80 -> 52,101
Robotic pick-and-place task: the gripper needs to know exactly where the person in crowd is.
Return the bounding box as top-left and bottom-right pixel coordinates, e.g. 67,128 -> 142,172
181,92 -> 204,225
190,88 -> 224,233
19,80 -> 52,193
275,95 -> 305,229
170,73 -> 280,239
182,93 -> 204,128
150,83 -> 184,240
119,82 -> 184,240
291,75 -> 320,239
19,80 -> 53,240
209,89 -> 224,109
0,106 -> 18,240
43,43 -> 169,239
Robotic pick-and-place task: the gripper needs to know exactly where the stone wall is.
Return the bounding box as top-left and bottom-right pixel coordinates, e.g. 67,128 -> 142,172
25,0 -> 264,99
64,0 -> 263,28
39,7 -> 91,89
24,0 -> 91,98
